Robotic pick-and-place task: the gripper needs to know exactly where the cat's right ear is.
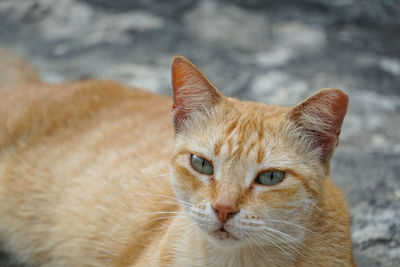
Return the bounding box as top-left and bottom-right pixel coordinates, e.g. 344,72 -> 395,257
288,88 -> 348,163
171,55 -> 223,132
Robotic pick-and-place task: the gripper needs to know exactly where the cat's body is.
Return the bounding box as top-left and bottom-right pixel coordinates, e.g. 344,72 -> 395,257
0,55 -> 355,266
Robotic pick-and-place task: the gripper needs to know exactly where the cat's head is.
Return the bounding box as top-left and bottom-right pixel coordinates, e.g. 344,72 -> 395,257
169,56 -> 348,249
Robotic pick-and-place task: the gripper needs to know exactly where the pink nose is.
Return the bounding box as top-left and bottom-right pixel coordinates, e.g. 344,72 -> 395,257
212,203 -> 239,223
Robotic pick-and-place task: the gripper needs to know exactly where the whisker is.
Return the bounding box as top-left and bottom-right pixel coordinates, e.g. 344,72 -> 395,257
135,215 -> 186,230
261,230 -> 301,254
258,226 -> 317,265
259,225 -> 301,245
261,218 -> 322,237
247,236 -> 263,261
243,236 -> 256,259
249,236 -> 283,266
134,211 -> 186,216
156,200 -> 188,207
131,193 -> 192,207
309,201 -> 334,223
255,232 -> 296,261
257,231 -> 297,261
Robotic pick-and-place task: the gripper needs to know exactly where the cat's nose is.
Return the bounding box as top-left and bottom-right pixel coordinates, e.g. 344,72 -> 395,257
212,203 -> 239,223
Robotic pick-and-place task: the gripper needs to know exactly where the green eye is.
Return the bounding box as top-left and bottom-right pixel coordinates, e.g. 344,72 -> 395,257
190,154 -> 213,175
256,171 -> 285,186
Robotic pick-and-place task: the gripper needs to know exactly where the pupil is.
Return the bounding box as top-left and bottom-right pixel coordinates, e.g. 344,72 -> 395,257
270,172 -> 273,181
201,159 -> 205,168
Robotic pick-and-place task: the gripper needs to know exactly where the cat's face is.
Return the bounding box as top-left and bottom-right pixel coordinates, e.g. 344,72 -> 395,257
169,56 -> 348,249
171,101 -> 320,248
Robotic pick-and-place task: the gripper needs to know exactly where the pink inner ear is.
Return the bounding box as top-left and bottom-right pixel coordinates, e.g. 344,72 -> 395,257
170,56 -> 222,131
291,89 -> 349,160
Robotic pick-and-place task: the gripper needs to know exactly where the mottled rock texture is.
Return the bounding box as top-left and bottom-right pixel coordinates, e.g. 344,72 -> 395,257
0,0 -> 399,266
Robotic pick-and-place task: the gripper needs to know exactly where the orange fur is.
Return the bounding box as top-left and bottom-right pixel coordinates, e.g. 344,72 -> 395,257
0,55 -> 355,266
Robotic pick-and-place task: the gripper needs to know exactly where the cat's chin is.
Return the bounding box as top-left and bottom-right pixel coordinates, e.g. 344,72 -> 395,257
213,228 -> 239,241
206,227 -> 245,249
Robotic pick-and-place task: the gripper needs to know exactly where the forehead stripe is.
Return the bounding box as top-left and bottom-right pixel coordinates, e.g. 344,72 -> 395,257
256,147 -> 266,164
214,138 -> 223,156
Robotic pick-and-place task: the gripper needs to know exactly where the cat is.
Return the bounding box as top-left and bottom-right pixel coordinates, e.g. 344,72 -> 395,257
0,53 -> 355,266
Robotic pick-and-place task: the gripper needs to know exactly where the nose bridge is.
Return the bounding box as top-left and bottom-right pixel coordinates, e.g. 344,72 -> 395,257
212,167 -> 244,223
214,165 -> 243,204
215,181 -> 239,208
213,181 -> 240,223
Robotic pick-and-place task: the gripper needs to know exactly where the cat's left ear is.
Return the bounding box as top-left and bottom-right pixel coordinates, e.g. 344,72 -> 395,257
171,55 -> 223,132
288,88 -> 348,163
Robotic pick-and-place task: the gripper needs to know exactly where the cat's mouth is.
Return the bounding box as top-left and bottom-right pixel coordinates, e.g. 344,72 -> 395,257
213,227 -> 239,241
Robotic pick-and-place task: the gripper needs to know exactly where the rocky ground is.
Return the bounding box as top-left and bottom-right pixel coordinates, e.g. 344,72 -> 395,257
0,0 -> 399,266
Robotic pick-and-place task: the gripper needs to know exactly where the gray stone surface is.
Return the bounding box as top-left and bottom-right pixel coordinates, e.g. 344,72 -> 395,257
0,0 -> 399,266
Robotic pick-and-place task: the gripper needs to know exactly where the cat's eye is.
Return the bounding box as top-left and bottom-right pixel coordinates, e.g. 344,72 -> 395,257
255,171 -> 285,186
190,154 -> 213,175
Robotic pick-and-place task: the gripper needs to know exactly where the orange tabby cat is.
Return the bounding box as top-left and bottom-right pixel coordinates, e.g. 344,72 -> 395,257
0,54 -> 355,266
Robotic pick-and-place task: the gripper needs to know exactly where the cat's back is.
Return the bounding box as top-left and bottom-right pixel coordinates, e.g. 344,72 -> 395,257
0,80 -> 171,146
0,80 -> 173,169
0,80 -> 175,266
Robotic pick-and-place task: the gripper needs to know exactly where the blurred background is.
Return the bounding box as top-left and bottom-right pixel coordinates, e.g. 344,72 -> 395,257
0,0 -> 399,266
